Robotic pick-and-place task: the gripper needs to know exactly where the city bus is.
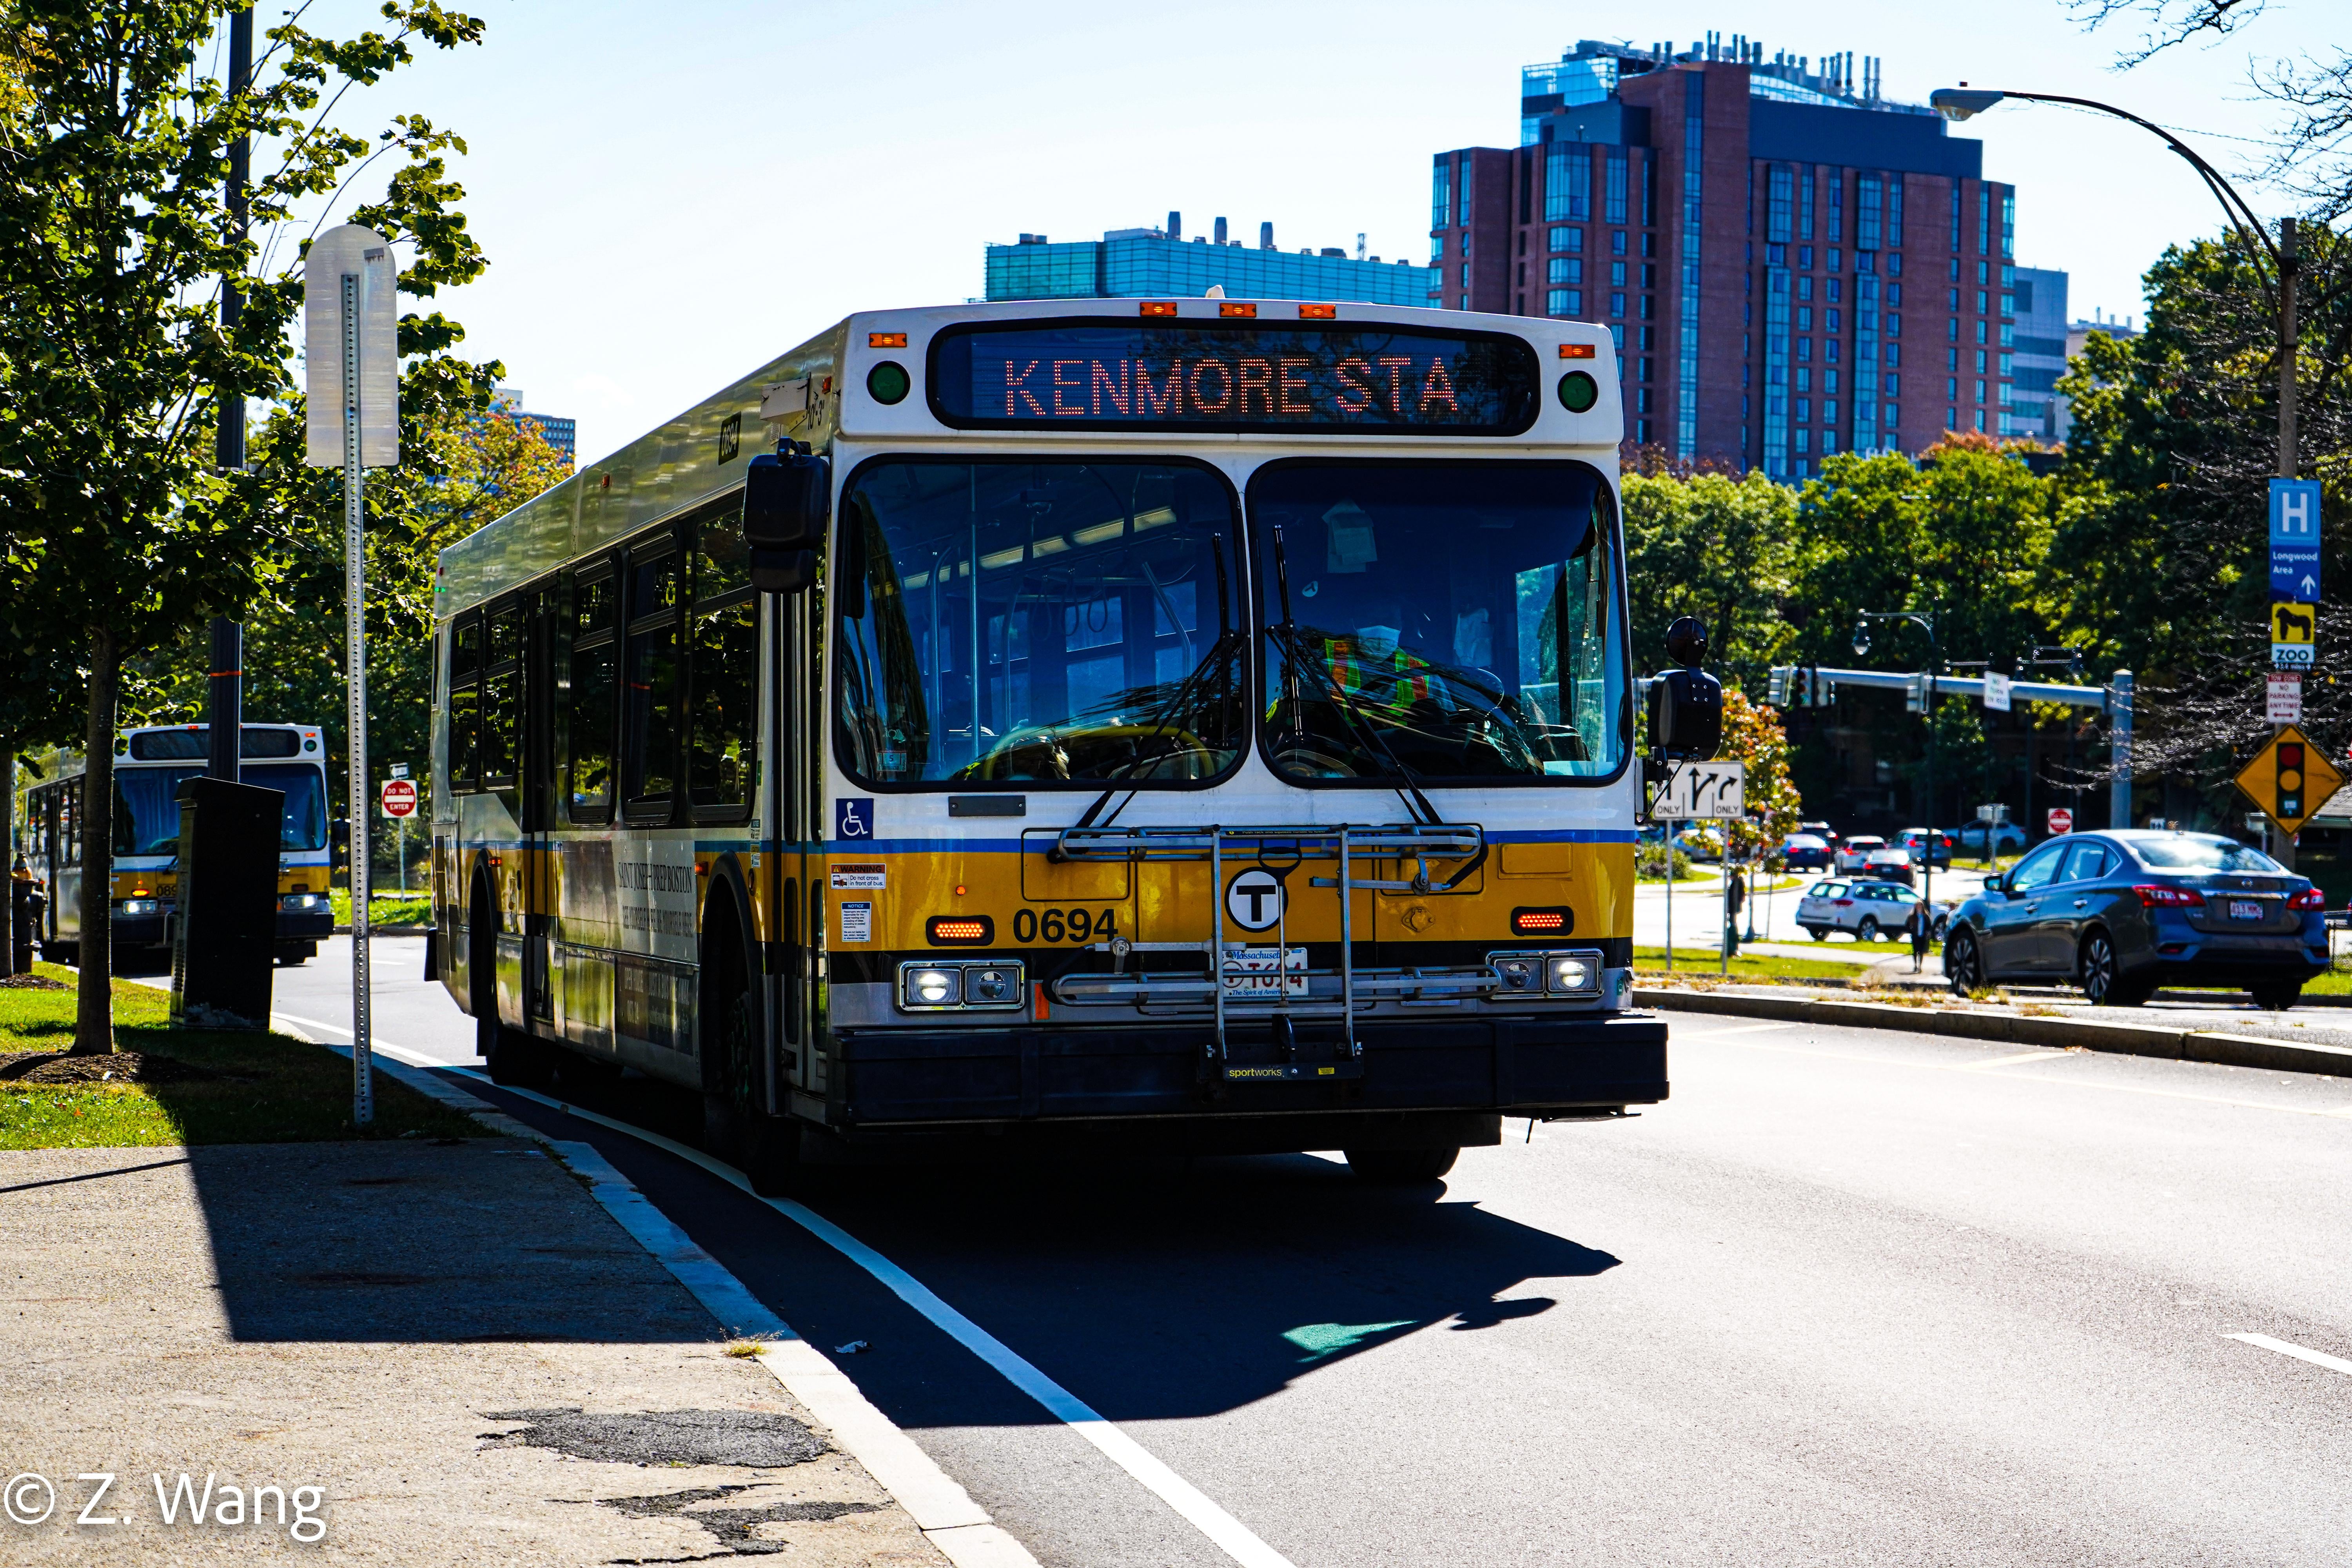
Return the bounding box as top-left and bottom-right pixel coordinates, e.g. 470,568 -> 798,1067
22,724 -> 336,967
430,297 -> 1668,1189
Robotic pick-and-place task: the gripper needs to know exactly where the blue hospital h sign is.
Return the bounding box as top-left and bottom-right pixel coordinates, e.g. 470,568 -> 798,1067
2270,478 -> 2322,603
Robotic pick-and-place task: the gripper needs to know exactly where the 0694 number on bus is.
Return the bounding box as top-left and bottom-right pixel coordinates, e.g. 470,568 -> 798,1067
1012,907 -> 1118,944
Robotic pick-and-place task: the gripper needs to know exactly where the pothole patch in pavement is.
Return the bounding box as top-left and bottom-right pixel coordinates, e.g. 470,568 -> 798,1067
480,1407 -> 829,1468
597,1484 -> 882,1558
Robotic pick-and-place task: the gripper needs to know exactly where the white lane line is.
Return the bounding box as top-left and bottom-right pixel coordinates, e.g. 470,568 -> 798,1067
2226,1332 -> 2352,1377
1699,1034 -> 2352,1118
1673,1021 -> 1794,1039
431,1063 -> 1300,1568
1958,1050 -> 2074,1071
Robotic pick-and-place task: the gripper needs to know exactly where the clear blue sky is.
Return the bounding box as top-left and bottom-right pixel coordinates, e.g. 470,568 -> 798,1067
316,0 -> 2331,464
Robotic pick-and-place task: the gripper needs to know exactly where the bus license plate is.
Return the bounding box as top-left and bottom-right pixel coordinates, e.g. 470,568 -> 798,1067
1221,947 -> 1307,1001
2229,900 -> 2263,922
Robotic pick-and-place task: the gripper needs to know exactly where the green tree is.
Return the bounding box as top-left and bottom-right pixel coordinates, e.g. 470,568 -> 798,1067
1720,688 -> 1802,858
1621,468 -> 1800,691
125,406 -> 572,840
2051,225 -> 2349,777
0,0 -> 485,1049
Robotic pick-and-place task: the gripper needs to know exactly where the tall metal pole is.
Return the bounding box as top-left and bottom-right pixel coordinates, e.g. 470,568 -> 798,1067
342,275 -> 373,1127
1922,626 -> 1936,917
2274,218 -> 2299,869
209,10 -> 252,788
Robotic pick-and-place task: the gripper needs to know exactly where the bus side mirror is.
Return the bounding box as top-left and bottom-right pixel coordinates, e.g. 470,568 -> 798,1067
744,449 -> 828,593
1646,616 -> 1723,760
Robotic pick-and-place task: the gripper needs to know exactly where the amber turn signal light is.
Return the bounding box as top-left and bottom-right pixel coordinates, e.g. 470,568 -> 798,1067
927,915 -> 995,946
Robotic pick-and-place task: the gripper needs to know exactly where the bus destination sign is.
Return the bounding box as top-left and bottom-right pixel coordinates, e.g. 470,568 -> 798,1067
929,320 -> 1540,436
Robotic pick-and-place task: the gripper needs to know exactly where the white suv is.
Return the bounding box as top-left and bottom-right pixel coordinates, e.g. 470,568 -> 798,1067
1797,878 -> 1926,942
1833,835 -> 1888,873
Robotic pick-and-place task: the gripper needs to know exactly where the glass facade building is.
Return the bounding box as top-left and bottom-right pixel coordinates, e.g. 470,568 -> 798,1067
987,235 -> 1432,307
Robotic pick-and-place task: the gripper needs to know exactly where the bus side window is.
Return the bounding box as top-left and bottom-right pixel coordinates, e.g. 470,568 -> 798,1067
688,506 -> 757,818
623,545 -> 682,818
483,601 -> 523,788
568,566 -> 618,821
449,613 -> 483,793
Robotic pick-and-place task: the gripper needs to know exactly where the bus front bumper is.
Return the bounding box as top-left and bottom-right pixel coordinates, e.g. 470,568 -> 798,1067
827,1011 -> 1669,1135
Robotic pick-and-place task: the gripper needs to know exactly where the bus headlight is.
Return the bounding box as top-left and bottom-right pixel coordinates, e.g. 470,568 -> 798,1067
116,899 -> 160,916
904,966 -> 962,1008
1492,956 -> 1540,993
279,892 -> 325,911
1546,954 -> 1599,994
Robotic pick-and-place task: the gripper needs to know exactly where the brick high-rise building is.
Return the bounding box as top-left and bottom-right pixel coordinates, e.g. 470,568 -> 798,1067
1433,36 -> 2018,477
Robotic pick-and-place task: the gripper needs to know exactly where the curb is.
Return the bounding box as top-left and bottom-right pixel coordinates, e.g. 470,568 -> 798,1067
1636,987 -> 2352,1079
332,924 -> 431,936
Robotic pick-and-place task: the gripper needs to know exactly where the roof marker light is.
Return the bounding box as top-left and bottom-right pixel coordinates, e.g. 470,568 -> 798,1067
1139,301 -> 1179,317
1218,301 -> 1258,318
1559,343 -> 1597,359
1298,303 -> 1337,319
867,332 -> 908,348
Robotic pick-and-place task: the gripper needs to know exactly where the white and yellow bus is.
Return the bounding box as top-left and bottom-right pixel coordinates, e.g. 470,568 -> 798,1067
430,297 -> 1667,1189
24,723 -> 336,967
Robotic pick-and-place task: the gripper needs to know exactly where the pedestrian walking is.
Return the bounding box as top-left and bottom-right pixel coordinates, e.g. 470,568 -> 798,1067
1724,867 -> 1746,959
1910,897 -> 1932,973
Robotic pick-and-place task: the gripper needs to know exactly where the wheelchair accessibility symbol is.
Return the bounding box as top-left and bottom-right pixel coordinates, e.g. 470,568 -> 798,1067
835,798 -> 873,841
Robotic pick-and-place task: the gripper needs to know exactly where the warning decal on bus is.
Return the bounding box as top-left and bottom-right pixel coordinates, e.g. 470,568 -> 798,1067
830,865 -> 887,890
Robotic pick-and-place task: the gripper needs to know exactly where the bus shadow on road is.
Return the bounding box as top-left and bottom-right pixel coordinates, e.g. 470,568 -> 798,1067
784,1151 -> 1618,1423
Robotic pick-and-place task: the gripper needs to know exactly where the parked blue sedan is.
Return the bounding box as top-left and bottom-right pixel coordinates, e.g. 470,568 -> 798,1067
1942,830 -> 2328,1008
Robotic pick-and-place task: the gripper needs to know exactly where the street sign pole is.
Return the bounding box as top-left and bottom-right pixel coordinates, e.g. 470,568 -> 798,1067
341,272 -> 373,1128
306,225 -> 397,1130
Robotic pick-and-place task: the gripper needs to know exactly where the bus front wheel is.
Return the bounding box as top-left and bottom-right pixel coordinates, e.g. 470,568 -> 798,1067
1343,1146 -> 1460,1183
700,897 -> 799,1196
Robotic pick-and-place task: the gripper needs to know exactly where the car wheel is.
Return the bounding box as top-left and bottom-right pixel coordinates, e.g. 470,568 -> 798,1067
2078,932 -> 2147,1007
1858,916 -> 1881,942
2249,981 -> 2303,1011
1804,926 -> 1828,941
1945,929 -> 1984,996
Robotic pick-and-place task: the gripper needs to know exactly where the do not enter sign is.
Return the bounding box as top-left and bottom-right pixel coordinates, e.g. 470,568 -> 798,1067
380,778 -> 418,819
2046,808 -> 2073,835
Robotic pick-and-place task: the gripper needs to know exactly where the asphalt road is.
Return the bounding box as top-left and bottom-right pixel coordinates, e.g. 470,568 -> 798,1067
232,939 -> 2352,1564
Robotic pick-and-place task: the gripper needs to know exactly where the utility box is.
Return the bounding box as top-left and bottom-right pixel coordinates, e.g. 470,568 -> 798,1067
170,776 -> 283,1030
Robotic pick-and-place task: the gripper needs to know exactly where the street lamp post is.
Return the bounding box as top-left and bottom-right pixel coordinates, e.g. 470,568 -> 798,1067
1931,87 -> 2298,486
1935,86 -> 2301,862
1855,611 -> 1941,914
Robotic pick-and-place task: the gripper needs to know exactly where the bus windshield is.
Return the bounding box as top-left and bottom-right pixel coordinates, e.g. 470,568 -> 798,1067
1249,460 -> 1626,783
112,764 -> 329,855
834,459 -> 1247,786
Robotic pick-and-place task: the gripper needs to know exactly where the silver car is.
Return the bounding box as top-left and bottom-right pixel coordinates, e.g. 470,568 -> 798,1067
1797,878 -> 1927,942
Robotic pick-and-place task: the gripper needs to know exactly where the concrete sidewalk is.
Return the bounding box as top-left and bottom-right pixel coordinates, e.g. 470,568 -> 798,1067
0,1138 -> 947,1565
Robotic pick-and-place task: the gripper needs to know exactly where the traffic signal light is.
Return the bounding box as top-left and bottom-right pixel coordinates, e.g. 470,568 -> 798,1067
1768,667 -> 1793,706
2279,742 -> 2305,818
1906,673 -> 1929,714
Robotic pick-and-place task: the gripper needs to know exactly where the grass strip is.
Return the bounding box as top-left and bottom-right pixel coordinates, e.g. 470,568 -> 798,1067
1632,946 -> 1871,982
328,890 -> 433,926
0,963 -> 481,1149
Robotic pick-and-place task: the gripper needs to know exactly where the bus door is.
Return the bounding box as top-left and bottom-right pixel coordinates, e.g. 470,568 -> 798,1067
523,586 -> 557,1027
772,588 -> 813,1101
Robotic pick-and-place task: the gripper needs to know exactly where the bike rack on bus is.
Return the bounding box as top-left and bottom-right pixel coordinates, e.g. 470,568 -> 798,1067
1047,822 -> 1495,1077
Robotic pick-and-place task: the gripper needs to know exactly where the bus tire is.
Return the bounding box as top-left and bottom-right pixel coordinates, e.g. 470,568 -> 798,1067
472,873 -> 550,1089
701,885 -> 799,1192
1343,1145 -> 1460,1183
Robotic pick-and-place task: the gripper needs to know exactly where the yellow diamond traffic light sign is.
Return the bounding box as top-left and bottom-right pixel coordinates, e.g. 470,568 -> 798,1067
2234,725 -> 2345,835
